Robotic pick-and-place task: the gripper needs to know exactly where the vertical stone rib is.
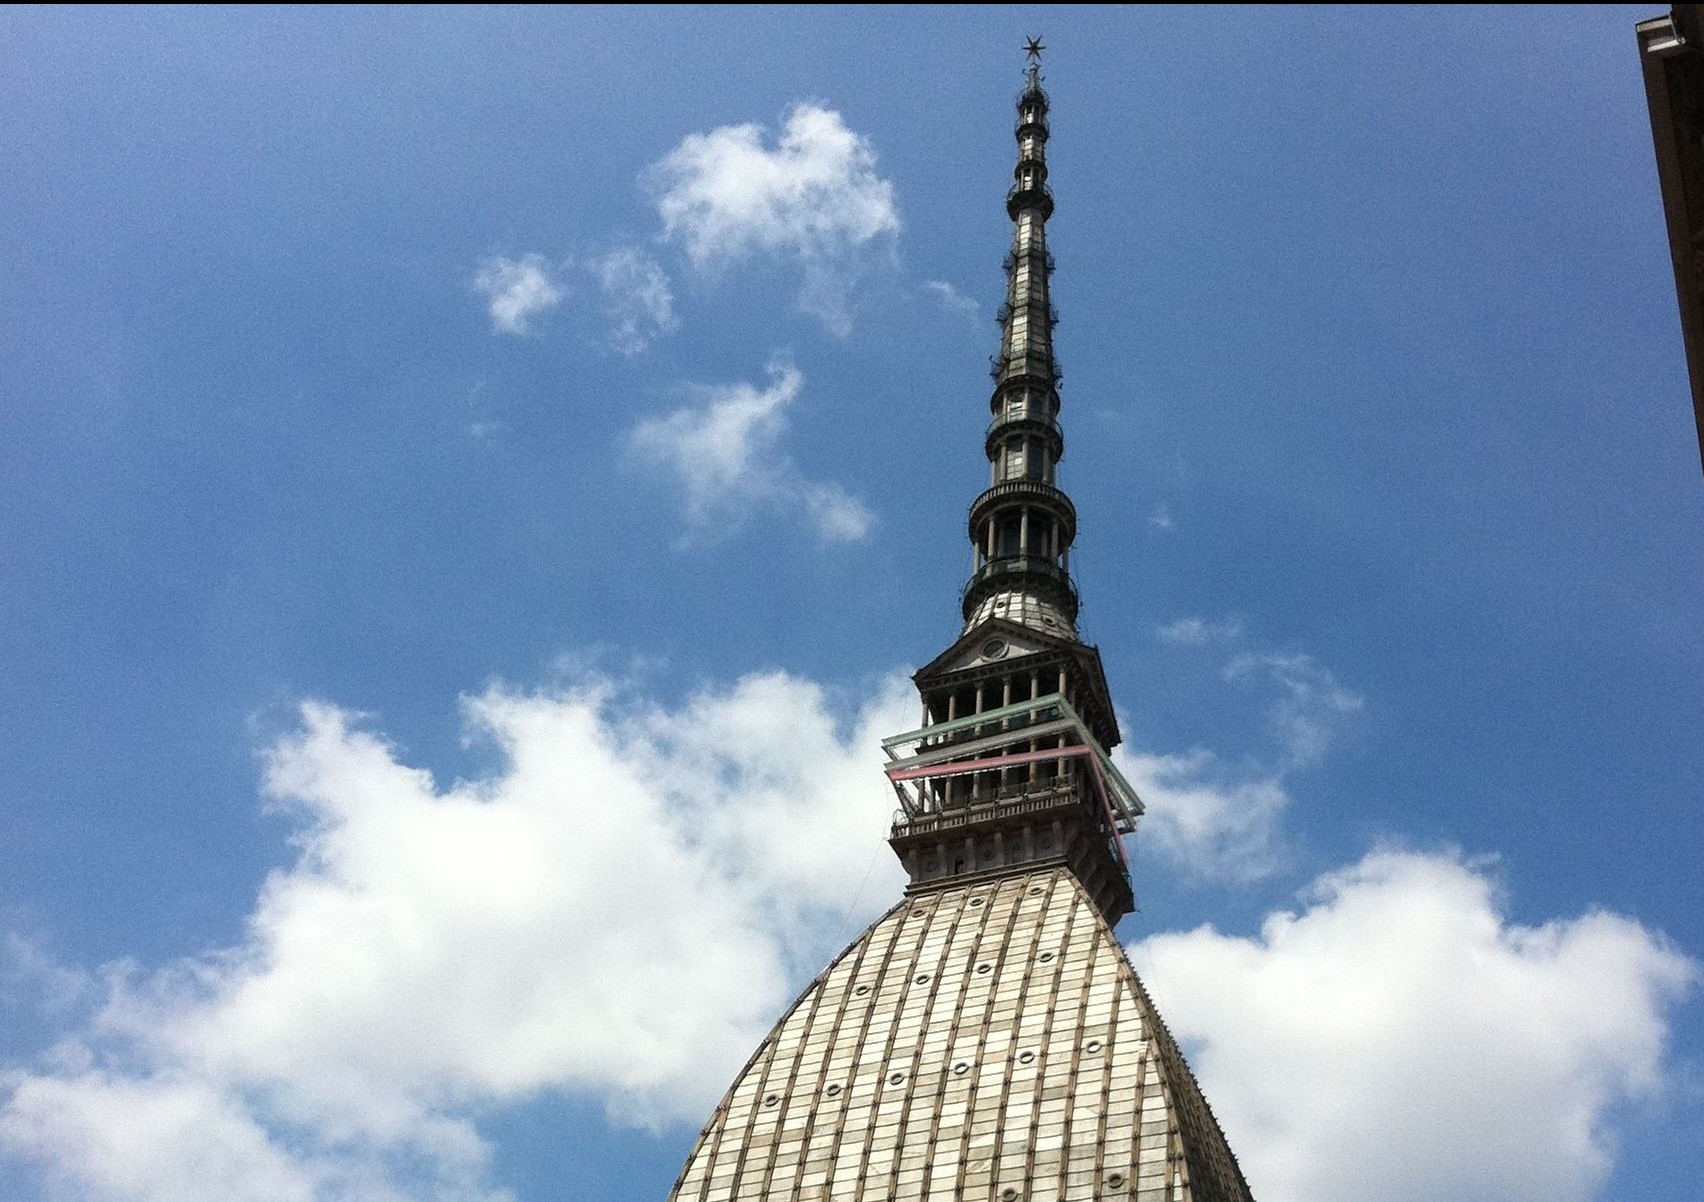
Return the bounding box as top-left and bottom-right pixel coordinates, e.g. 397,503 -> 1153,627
949,874 -> 1037,1197
837,909 -> 917,1202
878,892 -> 969,1200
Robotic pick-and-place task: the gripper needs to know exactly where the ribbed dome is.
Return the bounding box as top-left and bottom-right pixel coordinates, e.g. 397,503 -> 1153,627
669,870 -> 1251,1202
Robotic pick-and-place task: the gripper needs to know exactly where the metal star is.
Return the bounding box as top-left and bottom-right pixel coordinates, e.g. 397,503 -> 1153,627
1024,36 -> 1045,63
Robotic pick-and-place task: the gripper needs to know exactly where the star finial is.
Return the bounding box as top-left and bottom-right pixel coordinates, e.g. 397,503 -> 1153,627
1024,36 -> 1045,63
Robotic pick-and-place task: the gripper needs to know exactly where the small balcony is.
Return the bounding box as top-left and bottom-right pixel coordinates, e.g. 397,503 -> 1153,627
1006,182 -> 1055,220
967,479 -> 1077,543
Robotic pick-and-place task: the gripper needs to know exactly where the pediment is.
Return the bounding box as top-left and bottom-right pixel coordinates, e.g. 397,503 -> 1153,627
914,615 -> 1075,680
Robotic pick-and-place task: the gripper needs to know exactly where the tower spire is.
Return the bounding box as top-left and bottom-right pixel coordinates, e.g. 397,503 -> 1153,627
886,43 -> 1141,925
961,38 -> 1079,640
668,49 -> 1257,1202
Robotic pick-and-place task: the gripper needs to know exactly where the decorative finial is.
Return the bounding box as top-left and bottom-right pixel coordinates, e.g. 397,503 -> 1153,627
1024,36 -> 1045,63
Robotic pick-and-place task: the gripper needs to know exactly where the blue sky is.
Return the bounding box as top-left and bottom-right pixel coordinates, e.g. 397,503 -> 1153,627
2,6 -> 1701,1201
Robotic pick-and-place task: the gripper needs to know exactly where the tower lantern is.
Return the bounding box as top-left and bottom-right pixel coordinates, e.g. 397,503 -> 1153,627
897,44 -> 1135,925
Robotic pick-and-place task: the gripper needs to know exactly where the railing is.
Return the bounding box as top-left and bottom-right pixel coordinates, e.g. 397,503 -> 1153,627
891,785 -> 1081,837
961,552 -> 1076,600
984,413 -> 1063,461
967,479 -> 1077,538
985,410 -> 1059,440
1014,82 -> 1050,109
959,555 -> 1080,624
1007,182 -> 1055,207
891,783 -> 1129,878
1006,182 -> 1055,220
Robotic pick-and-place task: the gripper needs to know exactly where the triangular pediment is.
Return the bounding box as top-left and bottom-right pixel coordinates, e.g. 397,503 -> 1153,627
915,615 -> 1076,679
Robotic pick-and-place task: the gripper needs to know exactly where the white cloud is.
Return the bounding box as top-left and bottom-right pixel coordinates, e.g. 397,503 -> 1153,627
802,483 -> 875,543
1,1072 -> 331,1202
473,254 -> 564,336
652,103 -> 899,334
1147,503 -> 1175,531
588,247 -> 677,355
1132,849 -> 1698,1202
920,279 -> 978,320
2,674 -> 1694,1202
628,360 -> 873,543
1224,650 -> 1362,770
1119,747 -> 1290,884
0,672 -> 913,1201
1154,615 -> 1244,646
1127,638 -> 1360,882
2,934 -> 90,1017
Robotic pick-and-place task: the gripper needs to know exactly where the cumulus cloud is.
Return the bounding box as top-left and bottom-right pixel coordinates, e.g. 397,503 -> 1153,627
0,1072 -> 357,1202
588,247 -> 677,355
628,359 -> 873,544
2,672 -> 1693,1202
1120,747 -> 1290,884
473,254 -> 564,336
0,672 -> 913,1202
1147,504 -> 1176,531
652,103 -> 899,334
1132,849 -> 1698,1202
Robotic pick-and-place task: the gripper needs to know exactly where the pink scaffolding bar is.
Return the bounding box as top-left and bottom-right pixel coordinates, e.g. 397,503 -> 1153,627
884,744 -> 1128,867
883,743 -> 1089,782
